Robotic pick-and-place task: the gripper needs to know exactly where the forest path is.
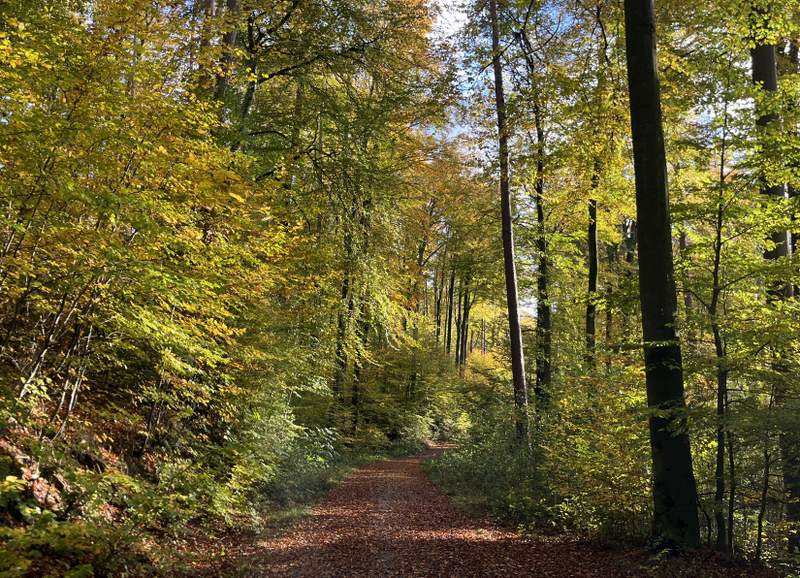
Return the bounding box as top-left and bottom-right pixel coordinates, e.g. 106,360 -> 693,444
252,444 -> 639,577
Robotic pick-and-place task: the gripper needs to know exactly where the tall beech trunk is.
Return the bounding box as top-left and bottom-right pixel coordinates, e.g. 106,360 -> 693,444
332,233 -> 353,404
459,280 -> 472,368
790,42 -> 799,256
756,384 -> 776,560
586,180 -> 599,367
409,231 -> 428,396
353,196 -> 372,421
455,279 -> 463,366
707,103 -> 731,554
489,0 -> 529,441
623,0 -> 700,547
445,269 -> 455,354
533,101 -> 552,410
351,307 -> 369,434
517,28 -> 552,413
751,36 -> 800,555
604,243 -> 616,372
434,259 -> 445,341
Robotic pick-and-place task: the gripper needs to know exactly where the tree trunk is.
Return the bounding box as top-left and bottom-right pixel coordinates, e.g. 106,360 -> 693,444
586,183 -> 598,367
455,279 -> 463,366
789,42 -> 799,256
604,243 -> 616,372
756,385 -> 776,560
712,322 -> 728,553
533,101 -> 552,412
352,308 -> 369,434
709,109 -> 730,554
623,0 -> 700,548
460,281 -> 471,368
445,269 -> 455,355
333,259 -> 351,404
751,33 -> 799,556
489,0 -> 529,442
434,259 -> 444,342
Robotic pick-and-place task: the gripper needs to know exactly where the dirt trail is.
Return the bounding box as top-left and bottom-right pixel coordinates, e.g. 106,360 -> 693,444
254,445 -> 639,577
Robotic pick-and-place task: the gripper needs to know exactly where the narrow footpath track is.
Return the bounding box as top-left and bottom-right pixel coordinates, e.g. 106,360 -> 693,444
254,446 -> 640,577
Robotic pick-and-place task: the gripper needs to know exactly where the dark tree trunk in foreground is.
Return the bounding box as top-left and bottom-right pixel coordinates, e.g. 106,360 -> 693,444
751,38 -> 800,555
489,0 -> 529,441
623,0 -> 700,548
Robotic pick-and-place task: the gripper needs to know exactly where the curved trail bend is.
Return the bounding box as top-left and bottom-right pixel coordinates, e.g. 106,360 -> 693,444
257,445 -> 636,577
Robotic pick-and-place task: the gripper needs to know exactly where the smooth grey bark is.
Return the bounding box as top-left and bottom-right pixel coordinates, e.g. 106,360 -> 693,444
623,0 -> 700,548
489,0 -> 529,441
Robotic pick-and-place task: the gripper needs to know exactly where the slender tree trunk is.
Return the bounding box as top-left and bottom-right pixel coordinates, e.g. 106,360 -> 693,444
752,32 -> 799,556
516,27 -> 551,411
533,101 -> 552,411
712,322 -> 728,553
460,281 -> 471,367
620,218 -> 637,344
489,0 -> 529,441
434,259 -> 444,342
333,266 -> 351,404
353,194 -> 372,426
623,0 -> 700,547
586,181 -> 599,367
445,269 -> 455,355
455,279 -> 463,366
710,110 -> 730,554
726,424 -> 736,555
789,42 -> 799,256
409,231 -> 428,395
604,243 -> 615,372
756,385 -> 776,560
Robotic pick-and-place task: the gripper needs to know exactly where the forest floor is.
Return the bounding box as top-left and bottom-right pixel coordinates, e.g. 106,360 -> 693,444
180,444 -> 780,577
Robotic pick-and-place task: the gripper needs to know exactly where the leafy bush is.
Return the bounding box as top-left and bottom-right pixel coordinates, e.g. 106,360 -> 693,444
265,427 -> 341,507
